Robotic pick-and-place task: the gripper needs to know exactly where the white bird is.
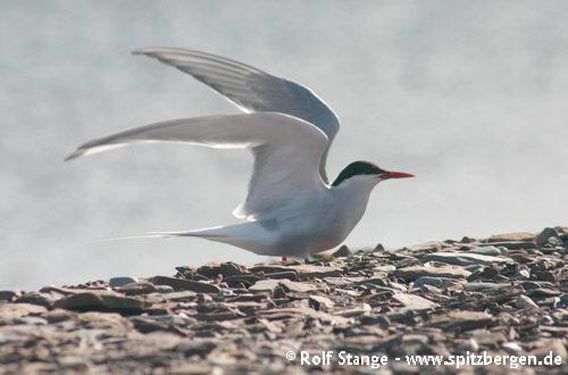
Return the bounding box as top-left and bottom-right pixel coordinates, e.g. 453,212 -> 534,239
66,47 -> 414,260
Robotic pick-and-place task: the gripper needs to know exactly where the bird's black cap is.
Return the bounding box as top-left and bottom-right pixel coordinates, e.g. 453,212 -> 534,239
332,161 -> 386,186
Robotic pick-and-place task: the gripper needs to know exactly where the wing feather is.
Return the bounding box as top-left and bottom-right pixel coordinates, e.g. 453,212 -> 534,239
66,113 -> 328,219
132,47 -> 340,181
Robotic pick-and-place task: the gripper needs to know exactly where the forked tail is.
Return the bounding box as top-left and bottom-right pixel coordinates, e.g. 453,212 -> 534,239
95,226 -> 229,243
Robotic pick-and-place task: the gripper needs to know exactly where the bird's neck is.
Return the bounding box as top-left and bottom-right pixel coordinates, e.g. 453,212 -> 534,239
331,178 -> 377,229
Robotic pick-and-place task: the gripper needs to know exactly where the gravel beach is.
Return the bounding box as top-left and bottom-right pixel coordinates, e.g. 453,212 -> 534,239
1,226 -> 567,374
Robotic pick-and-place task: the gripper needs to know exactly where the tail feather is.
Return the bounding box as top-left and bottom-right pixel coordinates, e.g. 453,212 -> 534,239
94,226 -> 228,243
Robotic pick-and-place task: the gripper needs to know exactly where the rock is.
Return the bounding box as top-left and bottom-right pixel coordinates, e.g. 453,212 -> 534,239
483,241 -> 537,250
535,227 -> 560,247
333,245 -> 351,258
44,309 -> 76,323
414,276 -> 465,289
249,265 -> 297,275
154,285 -> 175,293
260,307 -> 351,326
464,282 -> 512,292
334,303 -> 372,317
148,276 -> 221,294
118,281 -> 157,296
487,232 -> 535,242
373,243 -> 385,252
469,246 -> 501,256
196,262 -> 248,279
528,288 -> 562,300
460,236 -> 476,243
161,291 -> 197,302
249,279 -> 316,293
393,265 -> 470,281
15,291 -> 61,307
109,277 -> 138,288
263,271 -> 299,281
286,264 -> 342,278
53,292 -> 148,314
176,341 -> 218,357
249,279 -> 280,292
429,310 -> 493,332
410,241 -> 444,252
553,294 -> 568,309
278,279 -> 317,293
0,303 -> 47,320
421,252 -> 514,266
392,293 -> 439,310
308,295 -> 335,311
0,290 -> 19,301
514,295 -> 539,310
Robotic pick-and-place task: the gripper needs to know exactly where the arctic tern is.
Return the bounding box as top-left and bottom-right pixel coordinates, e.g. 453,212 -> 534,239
66,47 -> 414,259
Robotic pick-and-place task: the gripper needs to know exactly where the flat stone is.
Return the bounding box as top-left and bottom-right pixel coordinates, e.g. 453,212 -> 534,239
161,291 -> 197,301
393,265 -> 470,281
148,276 -> 221,294
39,286 -> 115,296
118,281 -> 157,296
196,262 -> 248,279
249,279 -> 280,292
334,303 -> 372,317
414,276 -> 466,289
464,283 -> 512,292
429,310 -> 493,332
487,232 -> 535,242
279,264 -> 343,278
249,279 -> 316,293
278,279 -> 317,293
469,246 -> 501,256
421,252 -> 514,266
109,277 -> 138,288
176,341 -> 218,357
392,293 -> 439,310
249,265 -> 297,275
263,271 -> 299,281
53,292 -> 148,314
486,241 -> 537,250
260,307 -> 351,326
154,285 -> 175,293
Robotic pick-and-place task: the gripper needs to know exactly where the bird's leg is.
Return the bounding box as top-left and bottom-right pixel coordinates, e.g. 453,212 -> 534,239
281,256 -> 287,262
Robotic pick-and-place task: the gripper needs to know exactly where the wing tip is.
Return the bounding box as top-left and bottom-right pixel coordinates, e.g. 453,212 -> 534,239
131,48 -> 148,56
64,149 -> 85,162
131,47 -> 178,57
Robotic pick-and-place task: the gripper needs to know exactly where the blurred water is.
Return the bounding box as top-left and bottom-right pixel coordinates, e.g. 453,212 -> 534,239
1,0 -> 567,290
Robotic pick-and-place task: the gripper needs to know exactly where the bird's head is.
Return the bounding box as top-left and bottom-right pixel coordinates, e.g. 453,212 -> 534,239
332,161 -> 414,188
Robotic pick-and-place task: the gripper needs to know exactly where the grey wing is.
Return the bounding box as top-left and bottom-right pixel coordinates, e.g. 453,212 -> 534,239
132,47 -> 340,182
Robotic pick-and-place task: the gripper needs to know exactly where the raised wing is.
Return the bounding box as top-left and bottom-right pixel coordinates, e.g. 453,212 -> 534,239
66,113 -> 328,219
132,47 -> 340,181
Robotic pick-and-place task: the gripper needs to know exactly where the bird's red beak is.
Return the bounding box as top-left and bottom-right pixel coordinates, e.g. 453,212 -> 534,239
383,171 -> 415,179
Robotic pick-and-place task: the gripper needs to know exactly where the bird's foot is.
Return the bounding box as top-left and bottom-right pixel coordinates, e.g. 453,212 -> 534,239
281,256 -> 287,263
